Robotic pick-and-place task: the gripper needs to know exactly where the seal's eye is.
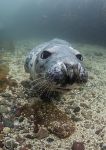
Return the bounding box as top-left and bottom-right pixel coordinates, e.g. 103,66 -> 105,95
41,50 -> 52,59
76,54 -> 83,61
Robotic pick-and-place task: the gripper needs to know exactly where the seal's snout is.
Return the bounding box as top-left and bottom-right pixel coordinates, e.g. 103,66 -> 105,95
63,62 -> 88,84
47,62 -> 88,87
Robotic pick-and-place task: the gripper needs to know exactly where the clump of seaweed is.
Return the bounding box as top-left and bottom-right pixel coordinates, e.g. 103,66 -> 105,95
20,100 -> 75,139
0,59 -> 17,92
0,60 -> 9,92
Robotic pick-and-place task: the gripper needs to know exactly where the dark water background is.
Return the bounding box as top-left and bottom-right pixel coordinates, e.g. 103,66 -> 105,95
0,0 -> 106,44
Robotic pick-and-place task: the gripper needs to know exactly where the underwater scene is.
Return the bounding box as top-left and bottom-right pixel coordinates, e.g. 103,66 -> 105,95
0,0 -> 106,150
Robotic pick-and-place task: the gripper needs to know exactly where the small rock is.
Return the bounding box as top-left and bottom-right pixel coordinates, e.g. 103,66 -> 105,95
19,145 -> 30,150
25,134 -> 35,139
0,105 -> 8,113
4,138 -> 18,149
0,113 -> 3,122
95,128 -> 103,135
65,108 -> 71,114
34,124 -> 39,133
68,100 -> 74,105
80,103 -> 89,109
1,93 -> 11,97
70,103 -> 79,109
16,135 -> 25,144
71,114 -> 82,122
72,141 -> 85,150
3,118 -> 14,128
35,126 -> 49,139
84,121 -> 91,129
47,138 -> 54,142
11,105 -> 18,114
73,107 -> 80,113
19,116 -> 24,122
0,123 -> 4,133
3,127 -> 11,134
0,134 -> 4,141
15,107 -> 22,117
81,110 -> 92,120
0,141 -> 4,148
25,144 -> 32,149
14,120 -> 20,127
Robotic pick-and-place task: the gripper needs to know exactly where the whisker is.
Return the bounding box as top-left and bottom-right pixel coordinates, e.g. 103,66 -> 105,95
36,80 -> 49,95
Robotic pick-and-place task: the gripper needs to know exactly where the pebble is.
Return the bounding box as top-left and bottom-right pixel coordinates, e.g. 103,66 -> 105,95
19,145 -> 31,150
15,135 -> 25,144
1,93 -> 11,97
47,138 -> 54,142
3,118 -> 14,128
65,107 -> 71,114
0,113 -> 3,122
0,141 -> 4,148
80,102 -> 90,109
35,126 -> 49,139
4,138 -> 18,149
0,123 -> 4,133
72,141 -> 85,150
15,107 -> 22,117
25,134 -> 35,139
3,127 -> 11,134
81,110 -> 92,120
73,107 -> 80,113
71,114 -> 82,122
0,134 -> 4,141
70,103 -> 79,109
84,121 -> 91,129
95,128 -> 103,135
19,116 -> 24,122
0,105 -> 8,113
14,120 -> 20,127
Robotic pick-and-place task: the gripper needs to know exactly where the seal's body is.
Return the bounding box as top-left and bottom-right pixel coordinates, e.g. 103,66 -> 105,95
24,39 -> 88,99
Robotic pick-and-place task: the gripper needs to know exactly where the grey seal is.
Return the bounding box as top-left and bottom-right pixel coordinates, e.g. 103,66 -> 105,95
24,39 -> 88,100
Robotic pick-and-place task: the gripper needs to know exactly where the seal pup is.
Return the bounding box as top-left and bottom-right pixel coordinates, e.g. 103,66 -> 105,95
24,39 -> 88,100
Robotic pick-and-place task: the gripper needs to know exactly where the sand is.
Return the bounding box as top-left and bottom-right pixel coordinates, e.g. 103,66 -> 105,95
0,38 -> 106,150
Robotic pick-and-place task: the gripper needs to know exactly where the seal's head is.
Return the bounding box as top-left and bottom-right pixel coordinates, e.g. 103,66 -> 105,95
25,39 -> 88,98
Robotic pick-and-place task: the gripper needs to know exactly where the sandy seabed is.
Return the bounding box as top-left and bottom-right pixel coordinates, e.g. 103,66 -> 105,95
0,38 -> 106,150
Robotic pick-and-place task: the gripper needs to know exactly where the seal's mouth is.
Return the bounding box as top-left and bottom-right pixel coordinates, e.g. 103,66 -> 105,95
55,80 -> 86,92
46,70 -> 88,92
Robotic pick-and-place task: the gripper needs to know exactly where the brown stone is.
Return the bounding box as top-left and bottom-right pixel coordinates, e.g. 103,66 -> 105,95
35,126 -> 49,139
0,123 -> 4,133
72,141 -> 85,150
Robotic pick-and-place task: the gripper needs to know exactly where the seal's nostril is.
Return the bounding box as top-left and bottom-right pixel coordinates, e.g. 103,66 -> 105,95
80,72 -> 88,82
64,63 -> 70,69
64,63 -> 73,70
